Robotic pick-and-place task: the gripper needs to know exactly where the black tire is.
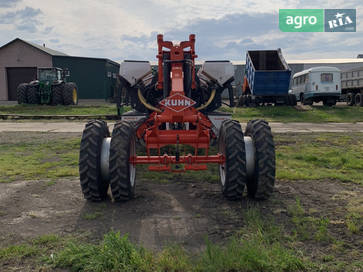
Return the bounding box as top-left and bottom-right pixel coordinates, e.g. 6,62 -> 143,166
247,95 -> 252,107
288,94 -> 297,106
323,98 -> 336,107
79,120 -> 110,201
238,95 -> 245,107
27,85 -> 40,104
51,84 -> 64,105
218,120 -> 247,200
302,94 -> 313,106
245,119 -> 275,200
355,93 -> 363,107
346,93 -> 354,106
17,83 -> 28,104
63,82 -> 78,105
109,121 -> 137,201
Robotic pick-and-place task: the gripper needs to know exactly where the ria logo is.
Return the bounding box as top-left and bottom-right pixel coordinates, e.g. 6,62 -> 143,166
159,94 -> 196,112
325,9 -> 356,32
328,12 -> 353,29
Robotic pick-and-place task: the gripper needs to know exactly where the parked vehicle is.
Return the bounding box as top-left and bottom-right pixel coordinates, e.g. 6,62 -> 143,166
238,49 -> 294,107
16,67 -> 78,105
289,66 -> 341,106
341,67 -> 363,106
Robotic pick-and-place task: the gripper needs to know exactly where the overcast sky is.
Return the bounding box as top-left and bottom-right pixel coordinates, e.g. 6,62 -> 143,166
0,0 -> 362,62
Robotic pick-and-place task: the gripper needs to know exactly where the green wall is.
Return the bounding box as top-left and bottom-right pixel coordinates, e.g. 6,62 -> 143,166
52,56 -> 120,99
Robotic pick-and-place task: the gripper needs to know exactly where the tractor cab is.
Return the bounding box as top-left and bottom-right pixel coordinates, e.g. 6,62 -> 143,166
38,68 -> 67,83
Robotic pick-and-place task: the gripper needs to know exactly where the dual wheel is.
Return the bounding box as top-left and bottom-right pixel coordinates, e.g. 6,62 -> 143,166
79,119 -> 276,202
218,119 -> 275,200
347,92 -> 363,106
79,120 -> 137,202
16,82 -> 78,105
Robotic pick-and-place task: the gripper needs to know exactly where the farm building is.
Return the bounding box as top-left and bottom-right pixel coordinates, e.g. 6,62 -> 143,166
0,38 -> 119,101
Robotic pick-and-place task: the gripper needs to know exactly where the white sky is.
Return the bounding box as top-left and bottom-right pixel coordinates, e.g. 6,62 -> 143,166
0,0 -> 362,61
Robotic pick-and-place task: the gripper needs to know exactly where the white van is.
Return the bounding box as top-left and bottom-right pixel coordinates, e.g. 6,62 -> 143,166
289,66 -> 341,106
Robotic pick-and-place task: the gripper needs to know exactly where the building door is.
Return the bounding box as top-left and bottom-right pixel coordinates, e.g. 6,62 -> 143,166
6,67 -> 37,100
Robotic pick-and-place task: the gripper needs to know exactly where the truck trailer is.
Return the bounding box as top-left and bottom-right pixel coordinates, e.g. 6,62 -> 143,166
341,67 -> 363,106
238,49 -> 294,107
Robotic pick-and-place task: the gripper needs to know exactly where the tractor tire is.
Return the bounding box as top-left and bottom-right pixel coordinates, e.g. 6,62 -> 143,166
355,93 -> 363,106
245,119 -> 275,200
51,84 -> 64,105
63,82 -> 78,105
27,85 -> 40,104
109,121 -> 137,202
17,83 -> 28,104
346,93 -> 354,106
79,120 -> 110,201
218,119 -> 247,200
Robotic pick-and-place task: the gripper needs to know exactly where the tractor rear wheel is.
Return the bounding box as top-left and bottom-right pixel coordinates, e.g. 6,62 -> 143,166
218,119 -> 247,200
63,82 -> 78,105
79,120 -> 110,201
27,85 -> 40,104
109,121 -> 137,201
17,83 -> 28,104
245,119 -> 275,200
51,84 -> 64,105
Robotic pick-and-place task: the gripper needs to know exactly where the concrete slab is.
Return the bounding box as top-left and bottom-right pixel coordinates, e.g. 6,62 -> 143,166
1,122 -> 363,133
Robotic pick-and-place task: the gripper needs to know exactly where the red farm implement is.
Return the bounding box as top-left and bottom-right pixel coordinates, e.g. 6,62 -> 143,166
79,34 -> 275,202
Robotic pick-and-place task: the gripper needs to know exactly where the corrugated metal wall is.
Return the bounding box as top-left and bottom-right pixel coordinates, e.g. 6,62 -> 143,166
52,56 -> 120,99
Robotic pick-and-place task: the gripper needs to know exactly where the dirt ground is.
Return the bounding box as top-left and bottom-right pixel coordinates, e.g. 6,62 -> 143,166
0,175 -> 362,258
0,131 -> 362,271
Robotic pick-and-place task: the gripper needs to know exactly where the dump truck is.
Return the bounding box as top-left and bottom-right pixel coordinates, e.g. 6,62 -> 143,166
341,67 -> 363,106
238,49 -> 294,106
16,67 -> 78,105
79,34 -> 276,203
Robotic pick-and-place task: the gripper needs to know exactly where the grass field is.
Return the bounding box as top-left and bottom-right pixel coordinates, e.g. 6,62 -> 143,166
221,105 -> 363,123
0,104 -> 117,115
0,132 -> 361,184
0,132 -> 362,271
1,104 -> 363,122
0,210 -> 310,272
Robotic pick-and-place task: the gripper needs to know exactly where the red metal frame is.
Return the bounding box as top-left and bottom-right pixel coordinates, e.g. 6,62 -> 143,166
134,34 -> 225,172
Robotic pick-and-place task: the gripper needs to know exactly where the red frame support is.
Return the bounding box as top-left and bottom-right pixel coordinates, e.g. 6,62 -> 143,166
134,34 -> 224,172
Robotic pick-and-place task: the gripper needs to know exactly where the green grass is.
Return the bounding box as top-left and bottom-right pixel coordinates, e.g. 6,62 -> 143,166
82,211 -> 103,220
221,105 -> 363,123
0,104 -> 117,115
0,210 -> 308,272
0,134 -> 79,182
275,133 -> 363,184
1,207 -> 361,271
1,132 -> 362,184
287,199 -> 332,242
1,104 -> 363,123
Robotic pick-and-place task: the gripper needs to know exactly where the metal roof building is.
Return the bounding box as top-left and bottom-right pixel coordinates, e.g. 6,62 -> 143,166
0,38 -> 119,101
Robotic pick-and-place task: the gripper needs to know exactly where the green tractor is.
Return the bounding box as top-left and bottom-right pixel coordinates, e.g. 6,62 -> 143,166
17,67 -> 78,105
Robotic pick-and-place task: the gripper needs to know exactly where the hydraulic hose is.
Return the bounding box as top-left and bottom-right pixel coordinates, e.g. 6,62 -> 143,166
137,88 -> 162,113
196,89 -> 216,111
